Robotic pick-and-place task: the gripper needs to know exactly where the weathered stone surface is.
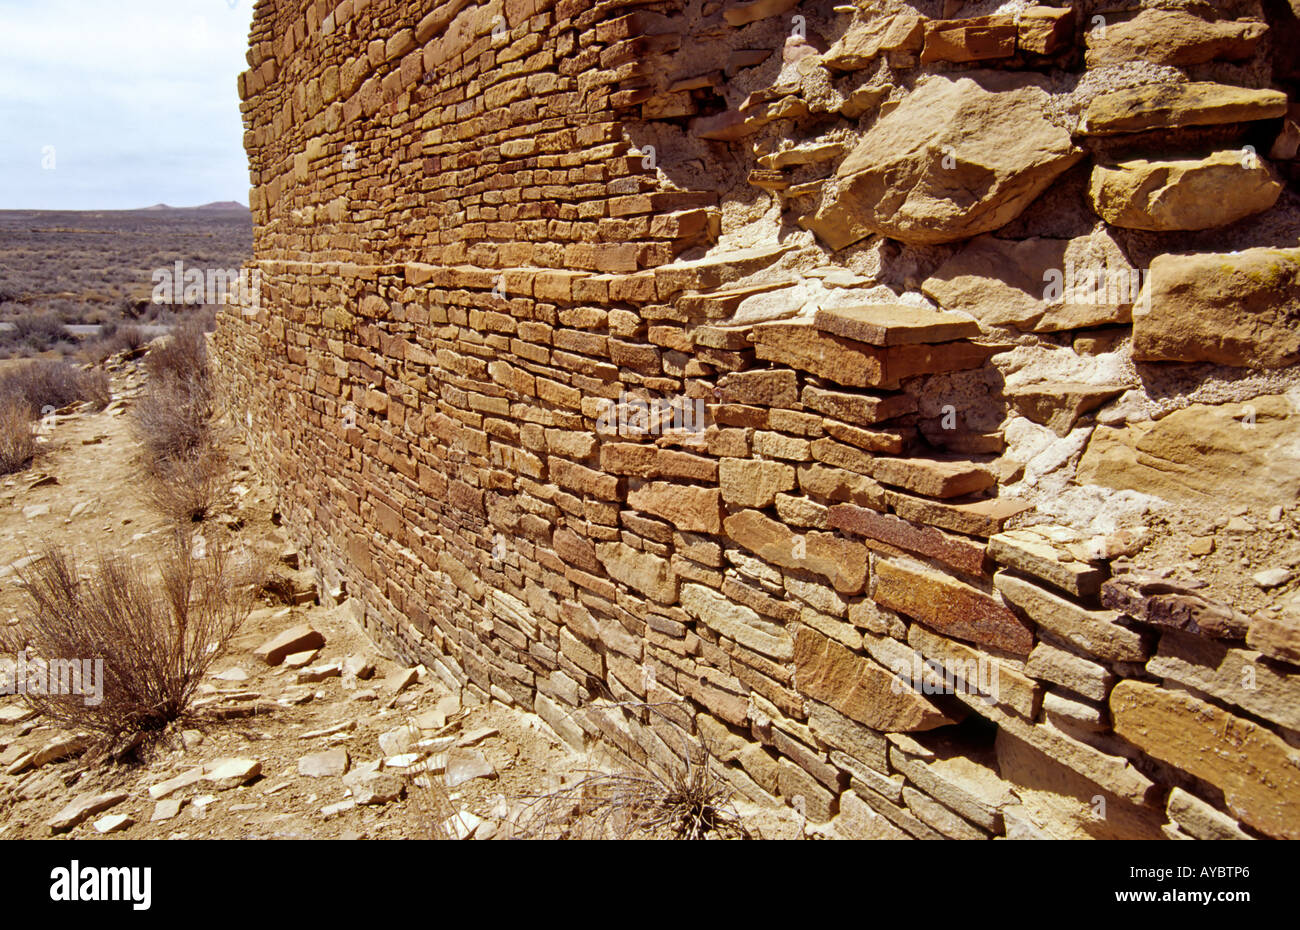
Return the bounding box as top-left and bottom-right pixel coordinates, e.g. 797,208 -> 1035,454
889,745 -> 1014,832
718,458 -> 795,508
1080,82 -> 1289,135
995,572 -> 1148,661
1131,248 -> 1300,367
1147,629 -> 1300,732
1080,396 -> 1300,509
812,304 -> 980,346
595,541 -> 678,603
255,623 -> 326,666
794,627 -> 953,732
874,559 -> 1034,655
921,16 -> 1017,64
987,530 -> 1106,598
1089,150 -> 1283,231
1018,5 -> 1074,54
807,75 -> 1082,248
821,10 -> 925,70
1166,787 -> 1253,841
1102,571 -> 1253,641
1085,9 -> 1268,67
681,582 -> 793,660
299,748 -> 350,778
1111,681 -> 1300,839
1024,641 -> 1114,701
722,0 -> 799,27
627,482 -> 722,533
1005,382 -> 1125,436
923,230 -> 1138,331
724,509 -> 869,594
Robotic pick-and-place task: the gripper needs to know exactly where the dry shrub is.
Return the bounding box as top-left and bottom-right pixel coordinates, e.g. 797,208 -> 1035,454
0,358 -> 111,417
0,398 -> 36,475
144,315 -> 210,386
133,372 -> 216,465
512,706 -> 749,840
1,533 -> 255,742
144,446 -> 229,523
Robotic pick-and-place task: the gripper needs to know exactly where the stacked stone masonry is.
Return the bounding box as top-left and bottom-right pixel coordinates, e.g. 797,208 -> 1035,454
217,0 -> 1300,839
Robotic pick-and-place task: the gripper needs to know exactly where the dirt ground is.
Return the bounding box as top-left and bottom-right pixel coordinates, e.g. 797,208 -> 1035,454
0,357 -> 803,840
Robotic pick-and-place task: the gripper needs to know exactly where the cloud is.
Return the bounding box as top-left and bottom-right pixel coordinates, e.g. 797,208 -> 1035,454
0,0 -> 253,209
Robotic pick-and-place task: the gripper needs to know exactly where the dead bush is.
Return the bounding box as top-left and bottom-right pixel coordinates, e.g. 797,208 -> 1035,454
144,315 -> 211,386
0,358 -> 111,417
512,704 -> 749,839
132,371 -> 215,465
144,446 -> 229,523
0,534 -> 255,743
0,398 -> 36,475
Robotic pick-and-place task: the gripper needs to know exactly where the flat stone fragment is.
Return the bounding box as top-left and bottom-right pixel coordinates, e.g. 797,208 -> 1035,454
1165,787 -> 1252,841
887,493 -> 1031,538
203,758 -> 262,790
444,749 -> 497,788
812,304 -> 981,346
987,530 -> 1106,598
1246,607 -> 1300,665
151,799 -> 185,822
869,457 -> 995,499
681,582 -> 793,660
92,813 -> 134,834
1079,82 -> 1288,135
1024,641 -> 1114,702
48,791 -> 128,833
254,623 -> 326,666
994,571 -> 1148,661
299,748 -> 350,778
1004,382 -> 1126,436
1111,681 -> 1300,839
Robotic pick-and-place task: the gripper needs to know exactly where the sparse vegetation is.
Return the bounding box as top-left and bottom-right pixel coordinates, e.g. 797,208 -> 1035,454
0,358 -> 110,418
133,314 -> 227,524
0,398 -> 36,475
1,534 -> 256,743
512,705 -> 749,839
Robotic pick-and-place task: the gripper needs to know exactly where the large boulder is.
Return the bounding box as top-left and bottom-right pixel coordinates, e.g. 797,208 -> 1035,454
1088,150 -> 1283,231
806,75 -> 1083,249
922,228 -> 1137,331
1131,247 -> 1300,367
1085,9 -> 1267,67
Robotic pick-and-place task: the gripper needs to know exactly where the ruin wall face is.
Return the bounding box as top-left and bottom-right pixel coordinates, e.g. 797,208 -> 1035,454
217,0 -> 1300,839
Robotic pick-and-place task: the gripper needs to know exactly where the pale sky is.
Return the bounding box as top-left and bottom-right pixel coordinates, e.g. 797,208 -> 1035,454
0,0 -> 253,210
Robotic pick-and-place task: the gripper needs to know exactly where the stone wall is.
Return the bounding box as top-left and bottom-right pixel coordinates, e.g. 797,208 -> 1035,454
217,0 -> 1300,839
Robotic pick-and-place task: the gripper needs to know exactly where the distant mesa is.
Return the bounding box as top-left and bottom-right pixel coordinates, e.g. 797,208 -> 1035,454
136,201 -> 248,211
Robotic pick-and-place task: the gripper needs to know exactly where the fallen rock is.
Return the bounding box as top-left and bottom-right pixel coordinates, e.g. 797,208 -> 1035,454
1253,568 -> 1292,589
822,10 -> 925,71
444,749 -> 497,788
353,773 -> 403,805
151,799 -> 185,822
1088,150 -> 1283,231
92,813 -> 134,834
254,624 -> 325,666
299,748 -> 350,778
203,757 -> 262,790
48,791 -> 128,833
807,75 -> 1082,248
